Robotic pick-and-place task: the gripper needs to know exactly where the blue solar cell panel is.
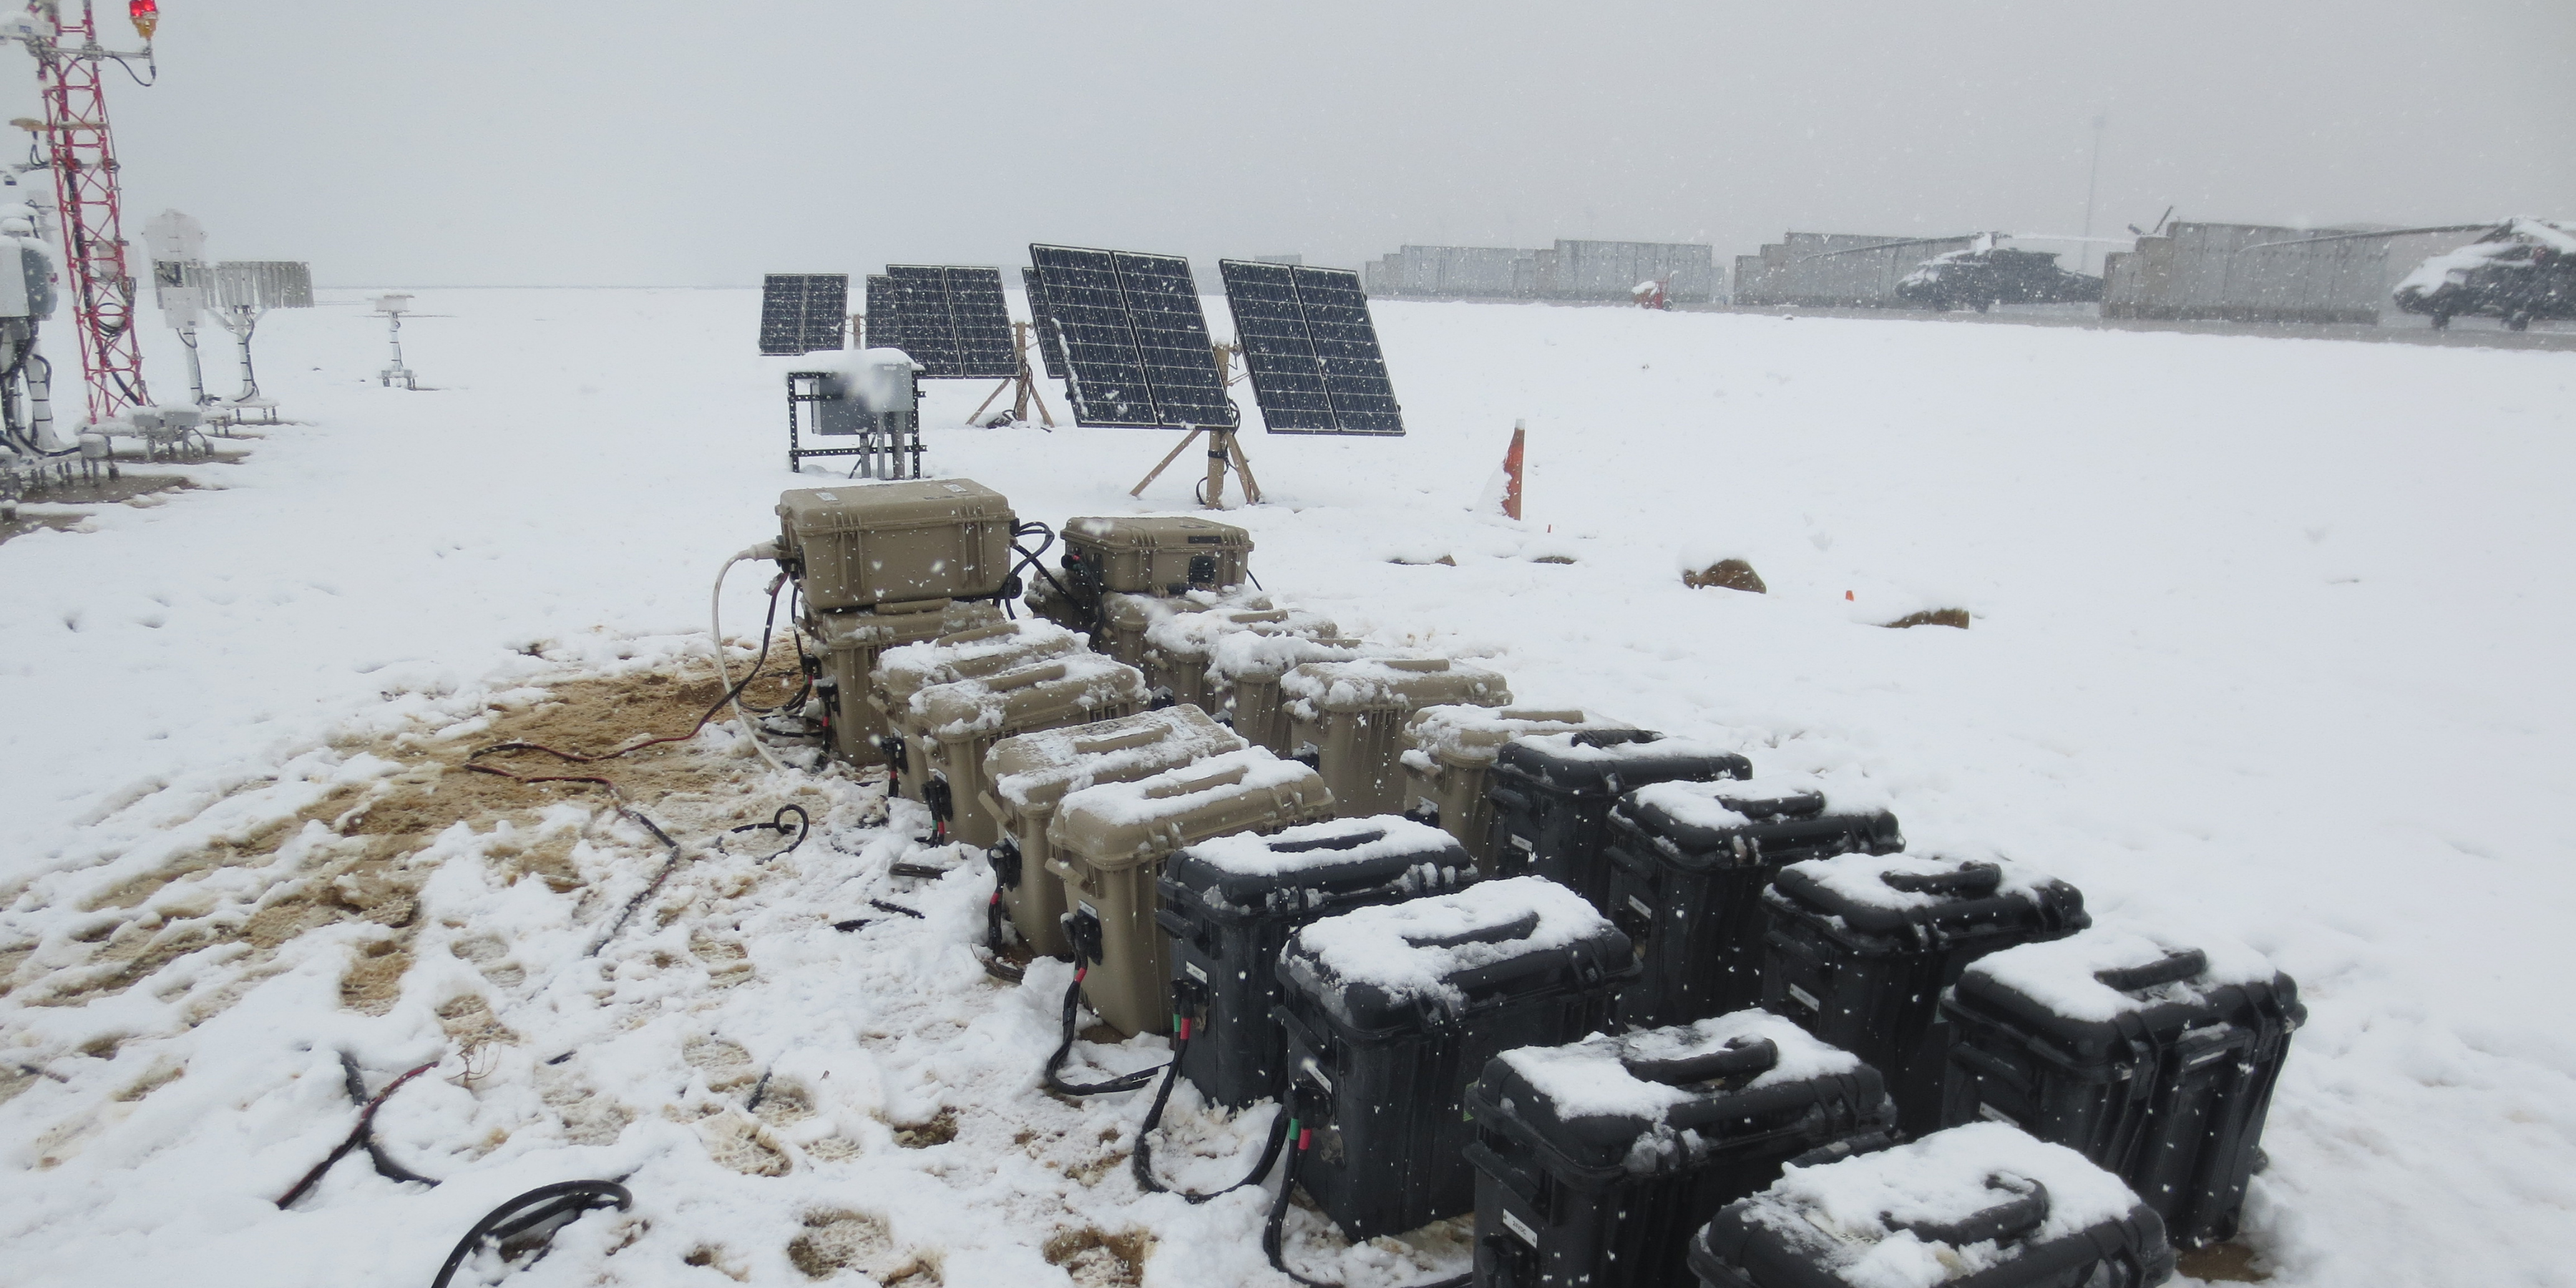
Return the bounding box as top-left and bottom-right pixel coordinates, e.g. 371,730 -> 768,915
758,273 -> 847,356
1022,266 -> 1066,381
1217,260 -> 1403,435
1028,244 -> 1233,429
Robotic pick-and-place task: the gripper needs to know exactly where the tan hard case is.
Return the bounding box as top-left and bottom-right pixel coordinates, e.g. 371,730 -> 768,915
980,706 -> 1247,959
1142,605 -> 1337,713
806,600 -> 1005,763
1397,706 -> 1624,864
1283,658 -> 1513,818
1062,515 -> 1254,595
777,479 -> 1016,611
872,620 -> 1085,801
1046,746 -> 1335,1035
913,655 -> 1151,847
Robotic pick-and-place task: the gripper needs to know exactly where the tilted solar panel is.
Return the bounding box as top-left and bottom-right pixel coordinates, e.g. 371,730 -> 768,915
1218,260 -> 1336,431
1021,266 -> 1066,381
1216,261 -> 1403,435
1113,252 -> 1236,427
939,267 -> 1018,379
1294,266 -> 1403,434
1027,244 -> 1234,429
862,275 -> 901,353
758,273 -> 848,356
884,266 -> 959,375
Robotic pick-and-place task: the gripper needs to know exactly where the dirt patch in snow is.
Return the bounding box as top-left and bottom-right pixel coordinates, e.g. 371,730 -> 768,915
1043,1226 -> 1151,1288
789,1209 -> 937,1282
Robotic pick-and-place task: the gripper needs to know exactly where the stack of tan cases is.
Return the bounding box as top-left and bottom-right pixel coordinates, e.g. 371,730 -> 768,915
805,601 -> 1005,763
1283,658 -> 1513,818
981,706 -> 1246,958
777,480 -> 1019,765
1397,706 -> 1626,865
1048,745 -> 1335,1035
909,655 -> 1151,847
1209,635 -> 1385,756
872,620 -> 1085,801
1143,604 -> 1338,712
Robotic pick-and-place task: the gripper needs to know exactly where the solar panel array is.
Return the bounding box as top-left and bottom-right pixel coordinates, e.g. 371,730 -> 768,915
1028,245 -> 1234,429
1020,266 -> 1065,381
881,265 -> 1016,379
758,273 -> 848,355
1218,260 -> 1404,435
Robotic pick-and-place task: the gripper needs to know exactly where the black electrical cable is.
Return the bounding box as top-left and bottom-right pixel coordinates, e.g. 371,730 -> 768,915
725,804 -> 809,861
274,1057 -> 441,1209
429,1181 -> 633,1288
1131,1018 -> 1293,1203
1042,972 -> 1165,1098
1262,1083 -> 1469,1288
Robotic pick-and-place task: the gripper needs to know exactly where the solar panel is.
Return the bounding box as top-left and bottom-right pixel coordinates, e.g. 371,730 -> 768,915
878,265 -> 1015,379
1028,244 -> 1234,429
861,274 -> 899,353
1021,266 -> 1066,380
759,273 -> 847,355
1219,260 -> 1402,435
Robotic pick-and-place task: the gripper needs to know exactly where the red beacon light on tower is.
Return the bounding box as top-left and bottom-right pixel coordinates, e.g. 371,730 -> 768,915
130,1 -> 157,40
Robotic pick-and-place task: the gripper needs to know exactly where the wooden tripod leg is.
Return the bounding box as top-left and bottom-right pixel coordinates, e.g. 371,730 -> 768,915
1204,429 -> 1230,509
967,378 -> 1010,426
1131,428 -> 1204,498
1227,433 -> 1263,504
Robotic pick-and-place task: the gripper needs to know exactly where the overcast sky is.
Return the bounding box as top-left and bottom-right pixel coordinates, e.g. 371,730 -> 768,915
9,0 -> 2570,286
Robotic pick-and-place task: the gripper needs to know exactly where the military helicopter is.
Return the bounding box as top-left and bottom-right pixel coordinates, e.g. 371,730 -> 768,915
1798,232 -> 2125,312
2246,218 -> 2575,331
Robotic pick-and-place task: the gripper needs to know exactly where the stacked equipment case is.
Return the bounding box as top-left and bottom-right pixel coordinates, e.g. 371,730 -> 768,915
1273,877 -> 1635,1240
1281,656 -> 1513,817
1487,730 -> 1752,910
1762,853 -> 2089,1134
1048,746 -> 1335,1037
874,619 -> 1085,799
910,655 -> 1152,847
1466,1010 -> 1898,1288
1687,1122 -> 2176,1288
806,599 -> 1004,764
1940,927 -> 2302,1249
982,706 -> 1246,960
1142,604 -> 1338,713
1395,706 -> 1621,867
1207,634 -> 1381,756
1158,815 -> 1473,1109
1604,776 -> 1904,1028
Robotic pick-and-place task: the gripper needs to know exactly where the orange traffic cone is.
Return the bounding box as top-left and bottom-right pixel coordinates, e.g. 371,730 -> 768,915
1501,421 -> 1526,520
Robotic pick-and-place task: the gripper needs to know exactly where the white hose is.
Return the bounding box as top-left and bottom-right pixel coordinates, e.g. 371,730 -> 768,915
713,543 -> 789,774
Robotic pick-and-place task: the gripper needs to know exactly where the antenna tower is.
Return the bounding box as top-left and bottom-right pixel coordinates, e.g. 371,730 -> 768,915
12,1 -> 157,425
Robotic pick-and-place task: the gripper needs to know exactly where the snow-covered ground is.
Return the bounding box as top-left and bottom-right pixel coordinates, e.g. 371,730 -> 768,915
3,289 -> 2572,1287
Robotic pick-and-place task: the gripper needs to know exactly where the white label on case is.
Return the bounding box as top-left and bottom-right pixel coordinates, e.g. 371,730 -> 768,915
1184,962 -> 1208,983
1511,834 -> 1534,853
1978,1102 -> 2021,1128
944,483 -> 967,493
1502,1209 -> 1539,1246
1787,983 -> 1821,1013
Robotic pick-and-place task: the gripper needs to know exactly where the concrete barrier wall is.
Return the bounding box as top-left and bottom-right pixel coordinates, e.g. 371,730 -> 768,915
2103,222 -> 2386,323
1363,240 -> 1718,302
1732,233 -> 1979,307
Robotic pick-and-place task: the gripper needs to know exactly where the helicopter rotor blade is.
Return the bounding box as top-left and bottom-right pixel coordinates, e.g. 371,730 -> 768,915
2243,223 -> 2504,251
1795,233 -> 1986,263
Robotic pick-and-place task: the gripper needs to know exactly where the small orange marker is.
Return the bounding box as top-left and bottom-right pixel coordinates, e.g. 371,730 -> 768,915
1845,590 -> 1854,600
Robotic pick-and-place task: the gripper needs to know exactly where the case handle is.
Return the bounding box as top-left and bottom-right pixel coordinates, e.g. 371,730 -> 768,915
936,623 -> 1020,645
1880,861 -> 2003,897
1498,708 -> 1587,725
1886,1174 -> 2049,1248
1072,723 -> 1167,755
1571,728 -> 1662,750
2093,948 -> 2207,993
987,661 -> 1070,693
1381,658 -> 1453,673
1265,827 -> 1386,856
1402,909 -> 1540,951
1143,762 -> 1249,799
1621,1036 -> 1778,1086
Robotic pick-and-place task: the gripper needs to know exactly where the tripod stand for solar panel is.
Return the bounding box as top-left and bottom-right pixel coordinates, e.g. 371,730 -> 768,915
1128,342 -> 1262,507
964,321 -> 1056,428
784,369 -> 924,479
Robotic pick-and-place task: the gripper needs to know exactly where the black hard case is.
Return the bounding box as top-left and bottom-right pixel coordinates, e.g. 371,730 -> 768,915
1465,1028 -> 1896,1288
1485,731 -> 1752,911
1687,1179 -> 2175,1288
1762,858 -> 2089,1135
1938,943 -> 2302,1249
1274,904 -> 1636,1241
1157,821 -> 1475,1109
1603,786 -> 1903,1029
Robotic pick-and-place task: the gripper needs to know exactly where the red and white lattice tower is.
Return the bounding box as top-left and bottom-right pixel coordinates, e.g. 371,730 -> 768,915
21,1 -> 157,424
